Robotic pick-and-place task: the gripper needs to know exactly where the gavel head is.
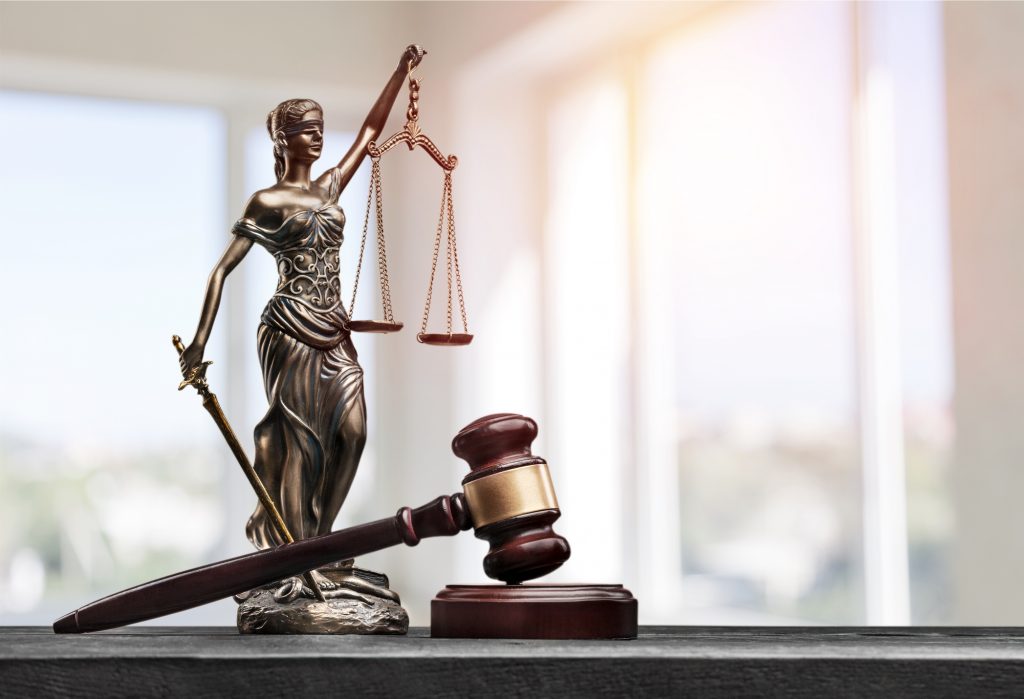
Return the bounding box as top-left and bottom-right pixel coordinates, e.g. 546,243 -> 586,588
453,413 -> 571,584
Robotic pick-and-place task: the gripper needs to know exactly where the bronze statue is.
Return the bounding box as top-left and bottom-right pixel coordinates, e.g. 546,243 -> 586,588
178,45 -> 426,633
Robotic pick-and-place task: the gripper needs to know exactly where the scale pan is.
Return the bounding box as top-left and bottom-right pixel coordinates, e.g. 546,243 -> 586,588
348,320 -> 405,333
417,333 -> 474,346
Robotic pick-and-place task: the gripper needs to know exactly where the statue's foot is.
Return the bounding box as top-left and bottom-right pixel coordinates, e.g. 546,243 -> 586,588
320,565 -> 401,604
309,569 -> 338,591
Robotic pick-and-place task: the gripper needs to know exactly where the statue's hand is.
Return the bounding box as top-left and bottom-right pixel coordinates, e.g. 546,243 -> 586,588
179,341 -> 206,376
402,44 -> 426,72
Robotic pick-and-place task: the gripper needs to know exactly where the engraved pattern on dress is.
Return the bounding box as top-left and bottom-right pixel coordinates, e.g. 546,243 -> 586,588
271,206 -> 346,311
275,244 -> 342,309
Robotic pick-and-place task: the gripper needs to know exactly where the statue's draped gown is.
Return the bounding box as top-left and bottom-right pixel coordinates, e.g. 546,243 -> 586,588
232,170 -> 366,549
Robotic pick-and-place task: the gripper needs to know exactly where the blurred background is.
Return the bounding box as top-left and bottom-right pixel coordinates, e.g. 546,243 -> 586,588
0,1 -> 1021,628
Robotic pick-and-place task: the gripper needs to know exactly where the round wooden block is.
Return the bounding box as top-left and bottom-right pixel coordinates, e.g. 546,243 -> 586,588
431,584 -> 637,639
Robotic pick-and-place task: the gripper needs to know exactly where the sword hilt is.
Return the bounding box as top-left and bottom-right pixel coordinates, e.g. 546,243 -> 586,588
172,334 -> 212,394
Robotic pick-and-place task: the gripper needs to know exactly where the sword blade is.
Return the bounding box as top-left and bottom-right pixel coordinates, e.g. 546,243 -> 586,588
174,336 -> 326,603
202,392 -> 329,604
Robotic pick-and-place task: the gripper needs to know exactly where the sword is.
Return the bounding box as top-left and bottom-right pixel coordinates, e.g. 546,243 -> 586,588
172,335 -> 327,603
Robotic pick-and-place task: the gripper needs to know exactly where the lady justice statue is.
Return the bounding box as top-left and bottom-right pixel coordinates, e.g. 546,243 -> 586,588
178,45 -> 426,634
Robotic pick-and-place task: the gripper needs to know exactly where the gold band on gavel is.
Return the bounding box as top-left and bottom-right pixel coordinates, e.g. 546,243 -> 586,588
462,462 -> 560,528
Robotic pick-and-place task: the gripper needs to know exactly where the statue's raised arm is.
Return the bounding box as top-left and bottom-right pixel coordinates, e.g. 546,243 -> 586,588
316,45 -> 425,192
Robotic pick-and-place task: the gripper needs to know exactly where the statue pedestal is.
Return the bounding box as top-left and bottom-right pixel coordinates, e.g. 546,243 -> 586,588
238,567 -> 407,635
237,588 -> 408,635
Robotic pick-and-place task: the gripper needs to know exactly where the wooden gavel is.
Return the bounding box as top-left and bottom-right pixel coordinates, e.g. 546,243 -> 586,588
53,413 -> 571,634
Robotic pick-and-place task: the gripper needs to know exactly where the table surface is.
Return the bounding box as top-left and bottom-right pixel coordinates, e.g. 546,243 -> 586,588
3,626 -> 1023,697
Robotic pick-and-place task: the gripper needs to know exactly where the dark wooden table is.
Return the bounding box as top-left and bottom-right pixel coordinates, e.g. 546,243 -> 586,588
2,626 -> 1023,697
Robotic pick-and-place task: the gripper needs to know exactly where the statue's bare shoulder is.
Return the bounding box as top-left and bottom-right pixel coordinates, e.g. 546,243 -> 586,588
241,186 -> 318,230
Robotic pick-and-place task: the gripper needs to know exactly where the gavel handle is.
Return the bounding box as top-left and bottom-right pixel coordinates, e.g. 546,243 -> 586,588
54,494 -> 471,634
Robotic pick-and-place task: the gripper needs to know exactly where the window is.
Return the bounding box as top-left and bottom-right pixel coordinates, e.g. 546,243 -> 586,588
545,77 -> 630,584
641,0 -> 861,624
0,91 -> 227,623
534,0 -> 951,624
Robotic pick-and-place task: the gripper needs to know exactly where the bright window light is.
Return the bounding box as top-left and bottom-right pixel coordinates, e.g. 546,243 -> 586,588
0,90 -> 227,624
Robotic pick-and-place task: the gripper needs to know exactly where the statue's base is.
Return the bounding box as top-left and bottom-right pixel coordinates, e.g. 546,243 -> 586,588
237,567 -> 407,635
430,584 -> 637,639
237,588 -> 408,635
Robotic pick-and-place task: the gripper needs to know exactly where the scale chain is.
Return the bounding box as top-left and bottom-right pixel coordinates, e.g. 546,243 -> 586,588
445,174 -> 454,334
348,158 -> 376,319
448,173 -> 469,333
375,157 -> 395,323
420,172 -> 447,334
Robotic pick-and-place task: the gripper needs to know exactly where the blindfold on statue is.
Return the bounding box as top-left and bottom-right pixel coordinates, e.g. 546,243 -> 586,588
279,119 -> 324,136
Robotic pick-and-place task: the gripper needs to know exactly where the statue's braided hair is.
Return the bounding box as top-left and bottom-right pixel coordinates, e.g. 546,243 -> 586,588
266,98 -> 323,181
